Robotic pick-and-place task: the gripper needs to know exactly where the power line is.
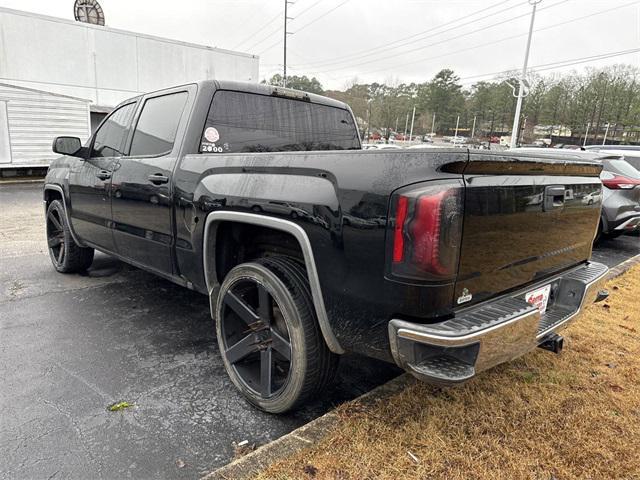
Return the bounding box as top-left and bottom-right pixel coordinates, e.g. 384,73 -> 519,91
458,48 -> 640,85
292,0 -> 324,19
310,1 -> 636,82
295,0 -> 520,68
306,0 -> 571,75
232,11 -> 282,50
293,0 -> 351,34
257,0 -> 352,56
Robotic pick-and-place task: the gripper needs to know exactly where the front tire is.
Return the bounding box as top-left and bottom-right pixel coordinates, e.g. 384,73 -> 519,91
46,199 -> 94,273
215,256 -> 339,413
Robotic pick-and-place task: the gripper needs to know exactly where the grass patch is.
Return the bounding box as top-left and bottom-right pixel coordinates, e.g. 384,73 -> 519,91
257,265 -> 640,480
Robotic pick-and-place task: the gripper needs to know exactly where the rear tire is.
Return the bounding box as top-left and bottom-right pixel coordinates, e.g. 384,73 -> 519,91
215,255 -> 339,413
46,199 -> 94,273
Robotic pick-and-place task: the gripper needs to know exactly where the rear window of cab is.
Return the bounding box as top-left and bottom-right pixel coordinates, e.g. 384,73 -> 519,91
199,90 -> 360,154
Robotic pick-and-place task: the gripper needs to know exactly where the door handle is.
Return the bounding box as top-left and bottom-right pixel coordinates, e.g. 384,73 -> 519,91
148,173 -> 169,185
96,170 -> 111,180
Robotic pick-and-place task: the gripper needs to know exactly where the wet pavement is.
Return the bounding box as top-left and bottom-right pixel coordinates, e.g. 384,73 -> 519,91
1,183 -> 638,479
0,184 -> 400,479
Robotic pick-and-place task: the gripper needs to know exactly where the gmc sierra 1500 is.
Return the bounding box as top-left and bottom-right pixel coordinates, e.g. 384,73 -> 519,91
44,80 -> 609,413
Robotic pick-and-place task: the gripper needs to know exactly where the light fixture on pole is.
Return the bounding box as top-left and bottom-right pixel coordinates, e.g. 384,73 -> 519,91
509,0 -> 541,149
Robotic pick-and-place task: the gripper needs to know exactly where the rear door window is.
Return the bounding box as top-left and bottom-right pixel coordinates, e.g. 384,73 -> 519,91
129,92 -> 188,157
200,90 -> 359,153
91,102 -> 136,158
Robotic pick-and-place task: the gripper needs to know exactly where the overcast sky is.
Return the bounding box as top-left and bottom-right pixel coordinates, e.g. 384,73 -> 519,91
1,0 -> 638,90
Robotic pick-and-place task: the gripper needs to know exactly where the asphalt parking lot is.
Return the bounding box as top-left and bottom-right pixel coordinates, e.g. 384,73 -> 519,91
1,182 -> 638,480
0,183 -> 400,480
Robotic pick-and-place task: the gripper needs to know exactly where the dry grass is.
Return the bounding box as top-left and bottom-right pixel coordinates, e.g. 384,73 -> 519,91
257,265 -> 640,480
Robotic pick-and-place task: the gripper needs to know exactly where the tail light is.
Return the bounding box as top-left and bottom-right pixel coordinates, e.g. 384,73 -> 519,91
387,181 -> 464,282
601,172 -> 640,190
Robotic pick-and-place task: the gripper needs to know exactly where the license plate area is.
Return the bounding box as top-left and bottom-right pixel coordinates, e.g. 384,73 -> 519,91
525,284 -> 551,314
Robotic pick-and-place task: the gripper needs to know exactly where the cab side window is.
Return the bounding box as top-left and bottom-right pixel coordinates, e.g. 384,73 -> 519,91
129,92 -> 188,157
91,102 -> 136,158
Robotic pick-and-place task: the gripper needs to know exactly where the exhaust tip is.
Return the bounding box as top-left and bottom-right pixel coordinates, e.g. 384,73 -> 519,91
538,333 -> 564,354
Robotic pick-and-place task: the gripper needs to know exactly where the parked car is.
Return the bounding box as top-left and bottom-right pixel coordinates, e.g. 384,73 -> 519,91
597,158 -> 640,239
363,143 -> 401,150
44,81 -> 609,413
584,145 -> 640,171
516,148 -> 640,240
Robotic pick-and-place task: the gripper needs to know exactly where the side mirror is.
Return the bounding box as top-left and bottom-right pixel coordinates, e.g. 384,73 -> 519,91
52,136 -> 83,157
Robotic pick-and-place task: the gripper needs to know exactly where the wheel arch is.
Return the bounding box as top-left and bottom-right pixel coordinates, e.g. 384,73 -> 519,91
203,211 -> 344,354
43,184 -> 86,247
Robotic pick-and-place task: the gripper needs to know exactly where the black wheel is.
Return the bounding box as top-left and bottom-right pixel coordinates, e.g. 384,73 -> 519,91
46,199 -> 94,273
215,256 -> 339,413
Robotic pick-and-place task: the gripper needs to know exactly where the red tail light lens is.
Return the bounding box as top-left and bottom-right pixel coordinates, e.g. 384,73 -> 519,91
388,181 -> 464,282
601,172 -> 640,190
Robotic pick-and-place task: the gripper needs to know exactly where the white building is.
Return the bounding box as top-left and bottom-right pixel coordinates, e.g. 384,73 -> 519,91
0,6 -> 259,168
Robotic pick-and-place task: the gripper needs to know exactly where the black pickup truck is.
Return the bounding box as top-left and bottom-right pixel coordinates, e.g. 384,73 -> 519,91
44,80 -> 609,413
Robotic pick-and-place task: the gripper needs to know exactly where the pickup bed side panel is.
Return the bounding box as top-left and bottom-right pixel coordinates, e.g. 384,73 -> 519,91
174,149 -> 467,361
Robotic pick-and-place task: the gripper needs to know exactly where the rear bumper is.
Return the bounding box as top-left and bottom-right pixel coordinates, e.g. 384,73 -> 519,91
613,215 -> 640,232
388,261 -> 609,385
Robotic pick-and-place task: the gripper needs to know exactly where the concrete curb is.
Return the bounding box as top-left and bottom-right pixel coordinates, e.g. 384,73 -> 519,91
202,254 -> 640,480
605,253 -> 640,280
201,375 -> 413,480
0,178 -> 45,185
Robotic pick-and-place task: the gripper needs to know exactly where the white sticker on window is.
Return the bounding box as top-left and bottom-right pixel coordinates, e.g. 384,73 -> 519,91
204,127 -> 220,143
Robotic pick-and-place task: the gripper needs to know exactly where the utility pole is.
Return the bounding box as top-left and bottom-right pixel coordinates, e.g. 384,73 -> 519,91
510,0 -> 541,149
471,115 -> 477,139
454,115 -> 460,139
395,117 -> 399,133
409,106 -> 416,141
283,0 -> 294,87
430,113 -> 436,136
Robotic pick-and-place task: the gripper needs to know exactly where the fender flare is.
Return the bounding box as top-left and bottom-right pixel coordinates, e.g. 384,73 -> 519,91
43,184 -> 87,247
202,211 -> 344,354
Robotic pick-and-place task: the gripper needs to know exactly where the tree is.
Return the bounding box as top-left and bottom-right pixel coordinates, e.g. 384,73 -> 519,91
263,74 -> 324,94
417,69 -> 465,133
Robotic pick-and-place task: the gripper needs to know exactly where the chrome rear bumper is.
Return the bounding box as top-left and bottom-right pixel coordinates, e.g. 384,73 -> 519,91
388,262 -> 609,385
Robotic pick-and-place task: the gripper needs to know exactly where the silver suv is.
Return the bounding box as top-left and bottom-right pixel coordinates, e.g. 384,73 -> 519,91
597,157 -> 640,239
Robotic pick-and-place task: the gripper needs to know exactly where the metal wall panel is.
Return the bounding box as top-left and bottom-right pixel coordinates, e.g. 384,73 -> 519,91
0,84 -> 90,165
0,7 -> 260,109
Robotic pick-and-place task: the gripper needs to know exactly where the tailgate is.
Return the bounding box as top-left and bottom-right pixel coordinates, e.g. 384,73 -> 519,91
454,152 -> 603,307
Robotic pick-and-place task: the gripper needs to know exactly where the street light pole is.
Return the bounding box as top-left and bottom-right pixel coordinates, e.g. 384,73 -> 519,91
602,122 -> 610,146
510,0 -> 541,149
409,105 -> 416,141
404,113 -> 409,139
583,122 -> 590,147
